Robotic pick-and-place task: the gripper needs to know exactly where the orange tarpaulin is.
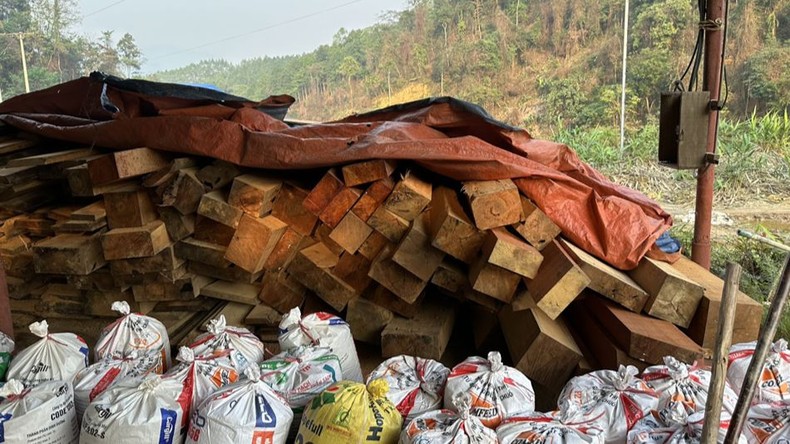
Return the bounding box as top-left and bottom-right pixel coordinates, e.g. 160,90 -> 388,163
0,74 -> 676,270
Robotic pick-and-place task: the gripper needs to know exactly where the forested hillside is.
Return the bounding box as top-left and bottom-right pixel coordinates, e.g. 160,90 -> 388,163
150,0 -> 789,130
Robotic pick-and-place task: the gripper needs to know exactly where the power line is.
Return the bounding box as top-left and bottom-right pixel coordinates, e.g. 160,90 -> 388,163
83,0 -> 127,18
150,0 -> 367,61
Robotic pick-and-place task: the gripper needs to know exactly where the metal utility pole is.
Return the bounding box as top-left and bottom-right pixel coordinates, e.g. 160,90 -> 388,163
692,0 -> 728,269
18,33 -> 30,93
619,0 -> 630,152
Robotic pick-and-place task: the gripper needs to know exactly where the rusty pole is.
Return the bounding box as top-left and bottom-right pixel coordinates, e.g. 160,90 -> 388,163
692,0 -> 727,269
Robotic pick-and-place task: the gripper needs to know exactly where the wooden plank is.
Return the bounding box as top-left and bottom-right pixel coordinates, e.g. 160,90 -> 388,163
368,246 -> 427,303
587,294 -> 707,365
188,261 -> 262,284
193,216 -> 236,246
318,187 -> 361,228
381,300 -> 455,360
430,186 -> 485,264
70,200 -> 106,222
32,233 -> 106,275
259,271 -> 307,313
303,169 -> 344,215
333,252 -> 373,294
0,139 -> 35,155
431,259 -> 469,295
86,148 -> 170,185
101,220 -> 171,260
141,158 -> 198,188
174,237 -> 228,268
224,214 -> 287,273
382,172 -> 431,221
157,167 -> 205,215
367,206 -> 409,242
346,297 -> 393,344
0,165 -> 38,185
272,183 -> 318,236
482,227 -> 543,279
7,148 -> 92,167
158,207 -> 195,242
200,280 -> 259,305
263,227 -> 306,271
351,178 -> 394,221
363,285 -> 423,319
469,255 -> 521,303
329,212 -> 373,254
227,174 -> 282,217
520,240 -> 590,319
314,223 -> 345,256
513,196 -> 561,251
462,179 -> 523,230
342,159 -> 396,187
357,231 -> 390,261
104,188 -> 157,229
673,256 -> 762,348
561,239 -> 649,313
391,213 -> 445,281
109,245 -> 184,275
197,190 -> 244,229
195,161 -> 241,190
65,163 -> 136,197
628,257 -> 704,328
244,303 -> 280,327
286,243 -> 357,311
131,279 -> 194,303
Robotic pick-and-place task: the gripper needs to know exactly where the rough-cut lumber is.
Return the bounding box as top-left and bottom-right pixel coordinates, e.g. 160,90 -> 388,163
499,305 -> 583,390
259,271 -> 307,313
271,183 -> 318,236
70,201 -> 106,222
244,303 -> 280,327
263,227 -> 306,271
628,257 -> 704,328
286,243 -> 357,311
174,237 -> 228,268
7,148 -> 92,167
368,247 -> 427,303
131,278 -> 194,302
367,207 -> 409,242
521,240 -> 590,319
0,139 -> 35,155
357,231 -> 390,261
303,169 -> 344,215
561,239 -> 649,313
188,261 -> 262,284
101,220 -> 170,260
318,187 -> 361,228
391,213 -> 445,281
673,256 -> 762,348
104,188 -> 157,229
342,160 -> 396,187
351,178 -> 394,221
227,174 -> 282,217
158,167 -> 205,215
192,216 -> 235,247
346,297 -> 393,344
224,214 -> 287,273
587,295 -> 707,364
86,148 -> 170,186
430,186 -> 485,264
141,158 -> 197,188
431,260 -> 468,295
109,246 -> 183,276
469,254 -> 521,303
196,161 -> 240,190
197,190 -> 243,229
381,300 -> 455,360
333,252 -> 373,294
482,228 -> 543,279
382,172 -> 432,221
330,212 -> 373,254
200,280 -> 259,305
313,223 -> 345,256
462,179 -> 523,230
363,285 -> 423,319
513,196 -> 561,251
158,207 -> 195,242
566,302 -> 648,372
32,233 -> 106,275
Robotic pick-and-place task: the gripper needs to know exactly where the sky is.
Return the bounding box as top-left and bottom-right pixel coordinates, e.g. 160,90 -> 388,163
76,0 -> 411,73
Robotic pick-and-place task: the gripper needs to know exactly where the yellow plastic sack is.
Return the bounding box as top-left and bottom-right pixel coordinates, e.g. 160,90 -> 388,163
296,379 -> 402,444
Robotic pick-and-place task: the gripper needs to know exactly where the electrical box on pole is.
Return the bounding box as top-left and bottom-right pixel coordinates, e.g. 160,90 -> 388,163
658,91 -> 711,169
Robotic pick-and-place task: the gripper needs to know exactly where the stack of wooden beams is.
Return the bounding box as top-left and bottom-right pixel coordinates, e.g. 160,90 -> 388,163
0,135 -> 763,395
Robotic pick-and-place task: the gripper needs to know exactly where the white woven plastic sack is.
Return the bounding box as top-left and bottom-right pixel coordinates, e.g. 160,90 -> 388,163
0,331 -> 14,381
626,410 -> 746,444
164,346 -> 240,418
642,356 -> 738,417
72,351 -> 161,421
7,320 -> 88,388
259,345 -> 342,409
558,365 -> 659,444
368,354 -> 450,422
189,314 -> 265,372
743,400 -> 790,443
728,339 -> 790,404
497,411 -> 605,444
400,392 -> 497,443
186,366 -> 293,444
94,301 -> 171,372
80,374 -> 184,444
0,379 -> 79,444
278,307 -> 363,382
444,351 -> 535,429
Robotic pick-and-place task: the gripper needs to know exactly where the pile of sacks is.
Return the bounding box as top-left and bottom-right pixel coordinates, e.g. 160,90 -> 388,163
4,300 -> 790,444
